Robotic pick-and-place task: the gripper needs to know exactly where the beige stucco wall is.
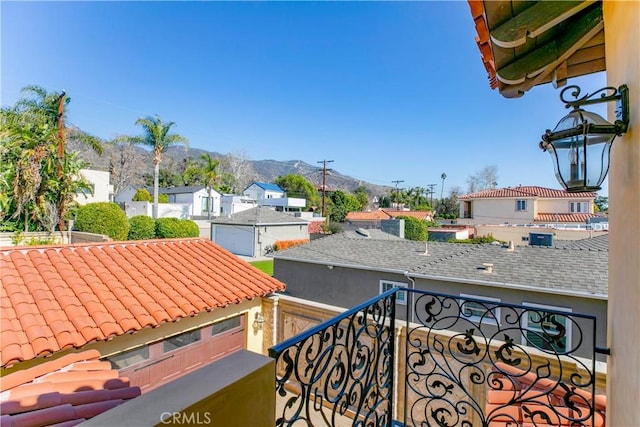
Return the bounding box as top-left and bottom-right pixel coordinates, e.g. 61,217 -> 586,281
475,225 -> 608,246
463,198 -> 535,224
603,1 -> 640,425
537,197 -> 594,214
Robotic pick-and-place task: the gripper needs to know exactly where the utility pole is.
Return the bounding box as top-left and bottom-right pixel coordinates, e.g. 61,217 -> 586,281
427,183 -> 437,208
392,180 -> 404,209
317,160 -> 334,218
57,91 -> 66,232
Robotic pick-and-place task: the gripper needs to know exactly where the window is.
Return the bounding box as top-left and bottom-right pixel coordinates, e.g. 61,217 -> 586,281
201,197 -> 210,213
569,201 -> 589,213
522,303 -> 571,352
163,330 -> 201,353
516,200 -> 527,211
380,280 -> 407,305
460,294 -> 501,325
107,345 -> 149,370
211,316 -> 242,336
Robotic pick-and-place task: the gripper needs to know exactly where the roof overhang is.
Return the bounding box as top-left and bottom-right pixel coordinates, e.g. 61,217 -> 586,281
468,0 -> 606,98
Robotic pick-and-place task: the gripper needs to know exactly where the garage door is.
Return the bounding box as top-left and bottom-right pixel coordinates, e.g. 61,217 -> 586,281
213,225 -> 254,256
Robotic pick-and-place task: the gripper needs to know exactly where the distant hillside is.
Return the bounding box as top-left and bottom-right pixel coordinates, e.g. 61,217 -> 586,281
69,137 -> 392,196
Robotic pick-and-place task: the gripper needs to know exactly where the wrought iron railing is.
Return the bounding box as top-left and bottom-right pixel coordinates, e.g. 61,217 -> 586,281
270,289 -> 606,427
269,289 -> 396,426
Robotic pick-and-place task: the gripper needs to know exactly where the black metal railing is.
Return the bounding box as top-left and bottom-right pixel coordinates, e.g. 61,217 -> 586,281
270,289 -> 605,427
269,289 -> 396,426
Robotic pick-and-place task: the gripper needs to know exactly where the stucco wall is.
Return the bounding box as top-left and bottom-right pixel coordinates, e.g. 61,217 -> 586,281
465,198 -> 535,224
603,1 -> 640,424
538,198 -> 593,214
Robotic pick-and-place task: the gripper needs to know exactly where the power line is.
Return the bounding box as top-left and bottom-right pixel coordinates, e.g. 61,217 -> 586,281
317,160 -> 334,218
392,180 -> 404,208
427,183 -> 437,207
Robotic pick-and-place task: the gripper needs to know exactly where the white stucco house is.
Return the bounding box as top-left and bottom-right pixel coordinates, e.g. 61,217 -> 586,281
115,185 -> 221,219
243,182 -> 306,212
211,207 -> 309,257
458,185 -> 597,225
75,169 -> 114,205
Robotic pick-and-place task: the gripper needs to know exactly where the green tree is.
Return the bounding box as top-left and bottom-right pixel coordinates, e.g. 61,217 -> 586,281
594,195 -> 608,212
1,86 -> 101,232
354,186 -> 369,210
132,188 -> 152,202
275,174 -> 320,208
199,153 -> 220,220
328,190 -> 361,222
126,115 -> 188,219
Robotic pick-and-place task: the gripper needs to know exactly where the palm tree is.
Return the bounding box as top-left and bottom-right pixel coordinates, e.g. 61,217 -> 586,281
199,153 -> 220,220
440,173 -> 447,200
130,115 -> 188,218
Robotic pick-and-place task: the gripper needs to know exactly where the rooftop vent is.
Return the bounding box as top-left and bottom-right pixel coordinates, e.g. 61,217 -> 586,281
482,263 -> 494,273
355,228 -> 370,237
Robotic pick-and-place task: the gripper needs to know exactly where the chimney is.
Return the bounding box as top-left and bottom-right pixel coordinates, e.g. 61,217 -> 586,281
507,241 -> 515,251
482,263 -> 494,273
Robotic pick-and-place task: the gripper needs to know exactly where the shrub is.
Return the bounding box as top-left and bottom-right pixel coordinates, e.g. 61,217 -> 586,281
396,216 -> 428,241
155,218 -> 199,238
158,194 -> 169,203
128,215 -> 157,240
273,239 -> 310,251
132,188 -> 152,202
449,235 -> 500,244
75,202 -> 129,240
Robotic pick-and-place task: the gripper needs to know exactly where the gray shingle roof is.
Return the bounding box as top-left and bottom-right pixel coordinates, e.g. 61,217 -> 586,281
555,234 -> 608,251
211,207 -> 308,225
274,234 -> 608,297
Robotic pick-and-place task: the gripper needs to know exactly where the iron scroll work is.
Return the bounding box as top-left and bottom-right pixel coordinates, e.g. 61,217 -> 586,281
270,289 -> 603,426
269,290 -> 396,426
406,290 -> 601,427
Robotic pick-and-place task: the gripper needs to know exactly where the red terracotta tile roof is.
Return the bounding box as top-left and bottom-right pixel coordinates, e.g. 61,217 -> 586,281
345,211 -> 392,221
383,210 -> 433,221
459,186 -> 596,200
486,362 -> 605,427
535,213 -> 597,223
0,349 -> 141,427
0,238 -> 285,368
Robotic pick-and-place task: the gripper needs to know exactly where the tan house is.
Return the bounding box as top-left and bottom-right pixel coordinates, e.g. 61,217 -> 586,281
458,185 -> 597,225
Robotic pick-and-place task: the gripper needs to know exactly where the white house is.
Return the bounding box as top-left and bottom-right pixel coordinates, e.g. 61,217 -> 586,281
458,185 -> 597,225
243,182 -> 306,212
220,195 -> 257,217
115,185 -> 221,219
76,169 -> 114,205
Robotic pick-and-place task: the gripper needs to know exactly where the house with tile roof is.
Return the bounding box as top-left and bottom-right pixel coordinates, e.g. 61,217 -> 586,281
346,209 -> 433,230
458,185 -> 597,226
1,238 -> 285,397
273,233 -> 608,358
211,207 -> 309,257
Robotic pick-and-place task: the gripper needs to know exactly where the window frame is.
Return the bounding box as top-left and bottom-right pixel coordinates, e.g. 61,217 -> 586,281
211,315 -> 242,336
459,294 -> 501,326
107,345 -> 150,370
162,329 -> 202,353
379,280 -> 407,305
521,302 -> 572,352
569,201 -> 589,213
516,199 -> 527,211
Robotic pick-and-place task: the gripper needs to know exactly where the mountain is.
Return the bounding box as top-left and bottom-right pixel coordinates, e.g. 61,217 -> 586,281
69,136 -> 392,196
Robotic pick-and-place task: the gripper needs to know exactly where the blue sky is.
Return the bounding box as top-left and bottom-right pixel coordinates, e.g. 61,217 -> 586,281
1,1 -> 607,195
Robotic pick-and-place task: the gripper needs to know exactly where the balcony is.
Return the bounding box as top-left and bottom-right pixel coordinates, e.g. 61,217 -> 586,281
269,289 -> 607,426
87,290 -> 607,426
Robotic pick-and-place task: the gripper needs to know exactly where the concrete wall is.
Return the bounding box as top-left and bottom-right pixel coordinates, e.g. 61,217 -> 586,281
604,1 -> 640,424
123,201 -> 191,219
475,225 -> 608,246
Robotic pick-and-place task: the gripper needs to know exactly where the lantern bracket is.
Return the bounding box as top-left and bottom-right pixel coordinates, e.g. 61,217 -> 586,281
559,84 -> 629,135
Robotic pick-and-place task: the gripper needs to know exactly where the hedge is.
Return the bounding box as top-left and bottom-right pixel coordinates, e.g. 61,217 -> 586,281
132,188 -> 152,202
74,202 -> 129,241
396,216 -> 428,241
273,239 -> 309,251
155,218 -> 199,238
128,215 -> 157,240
